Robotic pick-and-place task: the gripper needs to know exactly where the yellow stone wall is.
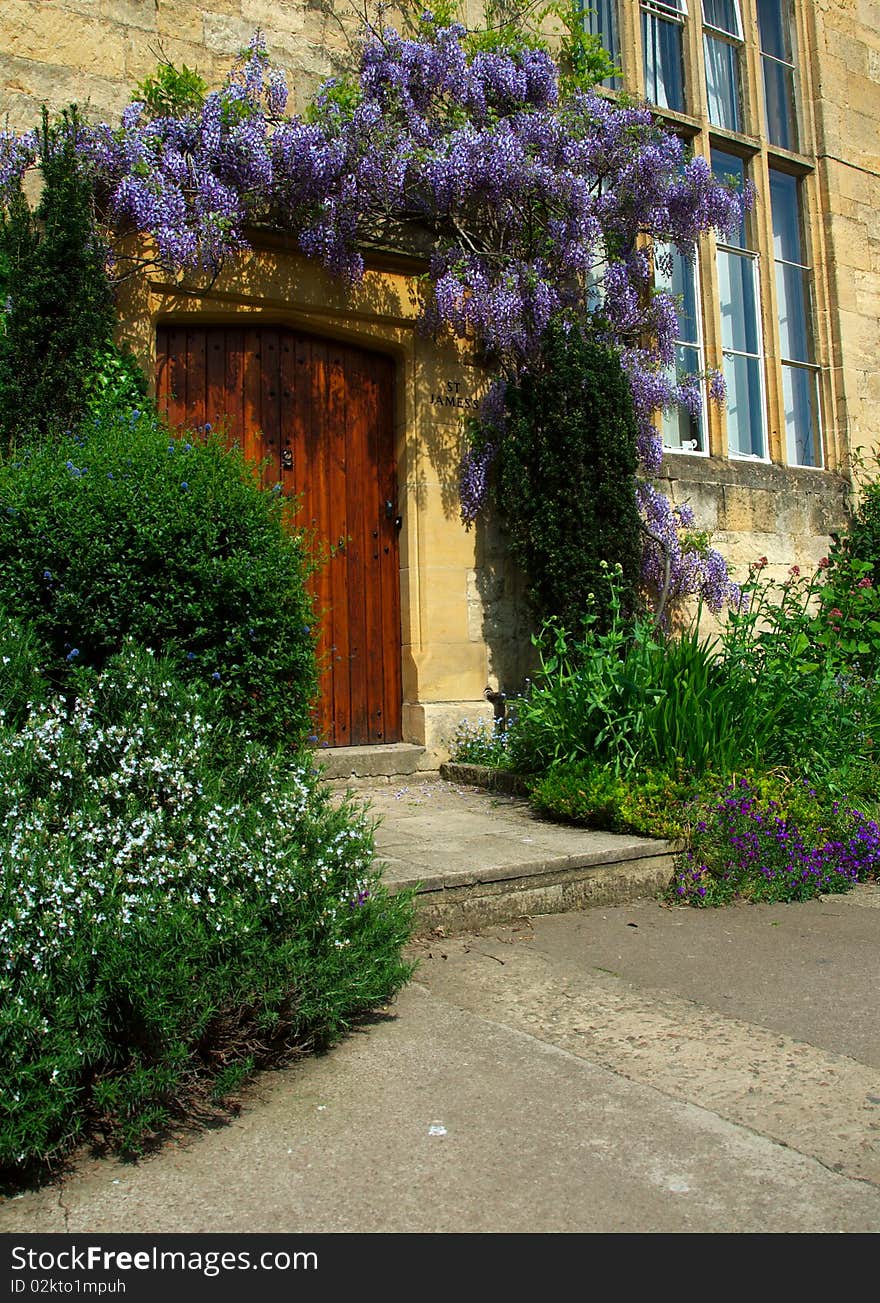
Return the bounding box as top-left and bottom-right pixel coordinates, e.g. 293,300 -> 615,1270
807,1 -> 880,485
2,2 -> 879,756
0,1 -> 354,130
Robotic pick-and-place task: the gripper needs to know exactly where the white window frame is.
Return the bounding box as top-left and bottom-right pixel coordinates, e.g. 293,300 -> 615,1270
717,243 -> 769,460
770,170 -> 823,467
702,0 -> 742,40
757,0 -> 799,151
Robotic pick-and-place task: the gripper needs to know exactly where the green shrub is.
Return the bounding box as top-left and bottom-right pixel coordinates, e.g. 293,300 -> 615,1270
490,320 -> 644,630
530,762 -> 709,839
0,643 -> 414,1173
0,402 -> 317,746
720,565 -> 880,789
0,109 -> 116,451
0,607 -> 49,727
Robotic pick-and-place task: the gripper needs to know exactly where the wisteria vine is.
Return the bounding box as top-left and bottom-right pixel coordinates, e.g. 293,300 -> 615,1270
0,15 -> 747,612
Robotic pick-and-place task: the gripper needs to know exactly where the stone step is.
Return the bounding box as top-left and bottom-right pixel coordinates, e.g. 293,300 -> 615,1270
359,774 -> 678,935
391,842 -> 678,936
315,742 -> 428,781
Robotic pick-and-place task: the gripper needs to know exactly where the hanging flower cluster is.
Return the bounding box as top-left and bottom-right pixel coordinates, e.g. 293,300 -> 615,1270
0,17 -> 748,612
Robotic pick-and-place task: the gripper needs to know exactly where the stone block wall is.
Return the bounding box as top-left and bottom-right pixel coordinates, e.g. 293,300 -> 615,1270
807,1 -> 880,486
0,0 -> 354,132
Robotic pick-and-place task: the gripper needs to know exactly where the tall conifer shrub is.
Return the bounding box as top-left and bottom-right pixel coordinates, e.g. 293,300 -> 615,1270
0,109 -> 115,450
493,322 -> 644,630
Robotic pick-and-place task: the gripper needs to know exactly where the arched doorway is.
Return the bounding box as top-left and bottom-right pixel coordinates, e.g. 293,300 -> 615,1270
156,324 -> 402,747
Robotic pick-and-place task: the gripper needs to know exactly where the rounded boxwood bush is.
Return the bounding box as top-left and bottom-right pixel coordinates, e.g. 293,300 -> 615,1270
0,400 -> 317,746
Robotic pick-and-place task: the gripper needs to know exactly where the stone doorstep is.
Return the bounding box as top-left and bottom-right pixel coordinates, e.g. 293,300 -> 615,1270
315,742 -> 427,780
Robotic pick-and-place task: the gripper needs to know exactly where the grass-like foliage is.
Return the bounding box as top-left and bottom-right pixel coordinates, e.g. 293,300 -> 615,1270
0,401 -> 317,747
503,562 -> 880,791
0,641 -> 414,1175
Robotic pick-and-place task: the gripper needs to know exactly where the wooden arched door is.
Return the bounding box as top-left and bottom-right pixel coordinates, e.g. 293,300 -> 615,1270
156,325 -> 402,748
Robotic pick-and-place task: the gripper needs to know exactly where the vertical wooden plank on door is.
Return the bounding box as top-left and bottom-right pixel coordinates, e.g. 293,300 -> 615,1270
156,327 -> 170,414
223,329 -> 245,450
259,328 -> 281,489
280,330 -> 317,744
164,326 -> 189,430
185,329 -> 207,430
362,355 -> 386,741
308,338 -> 334,746
205,330 -> 227,438
344,348 -> 369,747
376,355 -> 402,742
327,343 -> 351,747
242,328 -> 263,469
278,330 -> 297,503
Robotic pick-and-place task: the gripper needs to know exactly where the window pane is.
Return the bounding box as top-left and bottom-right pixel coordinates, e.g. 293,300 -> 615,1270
724,353 -> 766,457
775,261 -> 811,361
717,250 -> 760,354
654,246 -> 700,343
704,35 -> 741,131
583,0 -> 621,87
762,57 -> 798,150
584,0 -> 620,61
756,0 -> 792,62
703,0 -> 740,36
662,345 -> 704,451
769,170 -> 802,262
782,364 -> 821,466
711,151 -> 747,246
642,11 -> 686,112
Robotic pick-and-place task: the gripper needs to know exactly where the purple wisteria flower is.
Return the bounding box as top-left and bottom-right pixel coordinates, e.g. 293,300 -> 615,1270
1,18 -> 750,613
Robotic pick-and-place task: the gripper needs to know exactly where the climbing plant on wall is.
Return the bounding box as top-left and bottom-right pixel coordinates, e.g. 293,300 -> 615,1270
490,321 -> 644,629
0,6 -> 746,612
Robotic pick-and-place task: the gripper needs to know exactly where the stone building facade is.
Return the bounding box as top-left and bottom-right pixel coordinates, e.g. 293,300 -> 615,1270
1,2 -> 878,759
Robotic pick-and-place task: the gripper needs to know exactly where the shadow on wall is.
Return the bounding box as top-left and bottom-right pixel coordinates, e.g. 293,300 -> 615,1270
472,511 -> 538,699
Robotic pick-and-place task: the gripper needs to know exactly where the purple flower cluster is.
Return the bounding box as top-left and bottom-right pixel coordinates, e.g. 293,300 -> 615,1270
638,482 -> 742,614
673,778 -> 880,906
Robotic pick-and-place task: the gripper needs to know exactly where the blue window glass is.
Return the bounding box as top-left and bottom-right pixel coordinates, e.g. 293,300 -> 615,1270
757,0 -> 798,150
641,3 -> 687,113
703,1 -> 743,132
712,149 -> 766,458
770,170 -> 821,466
581,0 -> 621,89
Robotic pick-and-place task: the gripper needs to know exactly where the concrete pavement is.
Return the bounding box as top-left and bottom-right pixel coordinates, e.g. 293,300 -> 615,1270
2,777 -> 880,1233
